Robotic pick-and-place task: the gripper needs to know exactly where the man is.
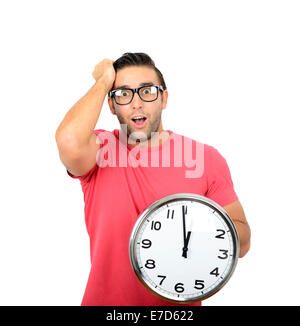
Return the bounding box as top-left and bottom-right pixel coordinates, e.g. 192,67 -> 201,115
55,52 -> 251,306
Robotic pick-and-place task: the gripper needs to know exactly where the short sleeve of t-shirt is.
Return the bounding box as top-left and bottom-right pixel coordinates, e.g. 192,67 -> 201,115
205,144 -> 238,207
66,164 -> 97,186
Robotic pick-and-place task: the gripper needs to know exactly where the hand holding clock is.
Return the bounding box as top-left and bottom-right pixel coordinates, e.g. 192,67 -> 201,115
182,205 -> 192,258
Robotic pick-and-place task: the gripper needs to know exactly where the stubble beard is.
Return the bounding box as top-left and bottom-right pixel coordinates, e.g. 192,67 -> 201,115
118,109 -> 163,145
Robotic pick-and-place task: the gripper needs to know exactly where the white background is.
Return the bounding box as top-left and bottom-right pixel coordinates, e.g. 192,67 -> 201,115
0,0 -> 299,306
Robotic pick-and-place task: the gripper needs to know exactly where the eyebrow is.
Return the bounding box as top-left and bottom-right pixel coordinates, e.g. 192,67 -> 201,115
114,82 -> 154,90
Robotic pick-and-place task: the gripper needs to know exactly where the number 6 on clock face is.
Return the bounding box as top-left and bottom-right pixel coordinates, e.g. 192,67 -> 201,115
129,193 -> 240,303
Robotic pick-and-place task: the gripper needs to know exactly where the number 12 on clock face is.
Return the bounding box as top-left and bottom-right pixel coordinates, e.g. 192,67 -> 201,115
129,194 -> 239,303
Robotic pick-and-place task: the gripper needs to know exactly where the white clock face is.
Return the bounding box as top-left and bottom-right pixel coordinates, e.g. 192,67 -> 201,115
129,194 -> 239,303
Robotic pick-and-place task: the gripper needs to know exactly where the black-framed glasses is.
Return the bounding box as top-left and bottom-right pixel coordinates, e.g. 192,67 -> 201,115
109,85 -> 164,105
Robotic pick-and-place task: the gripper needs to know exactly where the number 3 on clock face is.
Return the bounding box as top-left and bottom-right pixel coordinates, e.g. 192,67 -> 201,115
129,193 -> 240,303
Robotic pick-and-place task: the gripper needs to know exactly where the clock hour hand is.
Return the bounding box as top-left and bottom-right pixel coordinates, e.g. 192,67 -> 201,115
182,231 -> 191,258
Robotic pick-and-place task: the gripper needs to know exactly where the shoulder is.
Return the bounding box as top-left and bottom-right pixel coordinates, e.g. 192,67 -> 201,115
174,132 -> 231,172
204,144 -> 225,162
203,143 -> 234,180
170,131 -> 206,148
172,132 -> 221,156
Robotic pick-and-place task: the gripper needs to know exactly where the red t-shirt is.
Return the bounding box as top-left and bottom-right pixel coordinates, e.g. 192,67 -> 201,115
67,129 -> 238,306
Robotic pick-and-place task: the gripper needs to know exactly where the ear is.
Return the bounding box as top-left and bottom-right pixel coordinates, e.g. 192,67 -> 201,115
108,97 -> 116,115
162,90 -> 168,110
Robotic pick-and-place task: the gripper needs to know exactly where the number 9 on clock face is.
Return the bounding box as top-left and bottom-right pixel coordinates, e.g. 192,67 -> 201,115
129,193 -> 240,303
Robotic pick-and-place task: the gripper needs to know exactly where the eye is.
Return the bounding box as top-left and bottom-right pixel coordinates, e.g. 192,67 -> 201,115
142,86 -> 155,95
121,90 -> 130,97
115,89 -> 130,97
142,88 -> 151,95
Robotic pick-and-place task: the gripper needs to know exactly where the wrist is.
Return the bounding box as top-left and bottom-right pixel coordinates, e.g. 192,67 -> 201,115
95,77 -> 112,94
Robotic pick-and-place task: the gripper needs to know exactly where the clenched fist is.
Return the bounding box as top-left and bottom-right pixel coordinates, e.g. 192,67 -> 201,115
92,58 -> 116,93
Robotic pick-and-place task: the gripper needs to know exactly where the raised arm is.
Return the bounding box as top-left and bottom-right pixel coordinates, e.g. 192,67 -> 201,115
55,59 -> 115,176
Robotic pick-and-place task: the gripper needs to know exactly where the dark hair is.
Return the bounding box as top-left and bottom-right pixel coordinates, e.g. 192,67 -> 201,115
113,52 -> 167,90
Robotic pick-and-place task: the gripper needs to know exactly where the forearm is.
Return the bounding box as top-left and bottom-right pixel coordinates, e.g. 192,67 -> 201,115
55,78 -> 108,149
232,219 -> 251,258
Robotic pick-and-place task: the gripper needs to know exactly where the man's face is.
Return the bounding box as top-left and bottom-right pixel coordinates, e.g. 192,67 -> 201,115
108,66 -> 168,144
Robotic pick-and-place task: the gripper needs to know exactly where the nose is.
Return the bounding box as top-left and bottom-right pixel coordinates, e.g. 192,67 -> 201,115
131,91 -> 143,109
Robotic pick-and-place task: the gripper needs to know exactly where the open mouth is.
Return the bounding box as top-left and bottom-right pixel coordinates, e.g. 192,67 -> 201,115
131,116 -> 147,128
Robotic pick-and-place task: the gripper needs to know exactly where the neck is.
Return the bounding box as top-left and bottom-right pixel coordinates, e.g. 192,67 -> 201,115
130,129 -> 170,148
